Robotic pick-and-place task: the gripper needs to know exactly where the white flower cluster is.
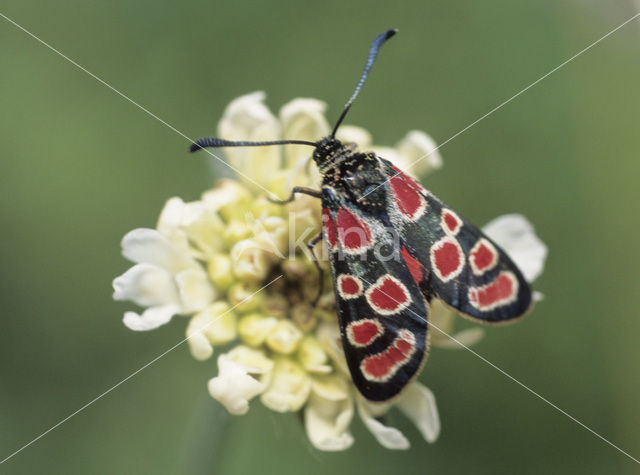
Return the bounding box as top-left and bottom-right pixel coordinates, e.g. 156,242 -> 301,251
113,92 -> 547,450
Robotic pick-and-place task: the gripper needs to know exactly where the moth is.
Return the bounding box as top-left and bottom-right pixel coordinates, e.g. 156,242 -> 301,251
191,29 -> 533,401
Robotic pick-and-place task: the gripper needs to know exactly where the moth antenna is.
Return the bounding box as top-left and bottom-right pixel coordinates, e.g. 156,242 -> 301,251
330,28 -> 398,138
189,137 -> 317,153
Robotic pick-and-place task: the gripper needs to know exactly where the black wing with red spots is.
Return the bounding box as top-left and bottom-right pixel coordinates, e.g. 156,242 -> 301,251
321,189 -> 429,402
380,160 -> 533,323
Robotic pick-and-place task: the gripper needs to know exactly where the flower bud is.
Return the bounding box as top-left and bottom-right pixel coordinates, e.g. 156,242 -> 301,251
207,253 -> 235,291
238,313 -> 279,347
228,282 -> 264,314
202,179 -> 252,222
266,320 -> 304,355
298,336 -> 331,374
223,219 -> 253,247
261,357 -> 311,412
230,239 -> 270,282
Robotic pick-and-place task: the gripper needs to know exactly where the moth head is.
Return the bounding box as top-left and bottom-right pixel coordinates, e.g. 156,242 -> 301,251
312,136 -> 348,166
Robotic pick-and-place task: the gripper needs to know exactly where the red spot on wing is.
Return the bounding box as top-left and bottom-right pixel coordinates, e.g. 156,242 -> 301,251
391,165 -> 427,193
469,271 -> 519,311
442,210 -> 462,234
336,208 -> 371,252
401,246 -> 424,284
322,208 -> 337,250
338,274 -> 362,298
361,329 -> 416,382
431,237 -> 464,281
470,239 -> 498,275
390,176 -> 425,220
340,277 -> 359,294
366,276 -> 411,315
347,319 -> 383,347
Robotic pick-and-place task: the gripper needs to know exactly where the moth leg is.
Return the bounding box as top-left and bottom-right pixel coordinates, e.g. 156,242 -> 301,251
269,186 -> 322,205
307,233 -> 324,307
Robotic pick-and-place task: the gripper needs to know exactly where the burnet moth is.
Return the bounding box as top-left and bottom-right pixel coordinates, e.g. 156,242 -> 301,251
190,29 -> 534,402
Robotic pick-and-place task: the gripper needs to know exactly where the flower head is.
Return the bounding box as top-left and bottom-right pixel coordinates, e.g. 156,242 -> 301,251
113,92 -> 547,450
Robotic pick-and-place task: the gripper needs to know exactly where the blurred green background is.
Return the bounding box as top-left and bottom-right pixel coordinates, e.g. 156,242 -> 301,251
2,1 -> 640,473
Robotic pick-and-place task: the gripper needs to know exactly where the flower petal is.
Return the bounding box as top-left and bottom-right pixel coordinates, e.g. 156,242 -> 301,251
238,314 -> 279,347
230,239 -> 271,282
253,215 -> 288,258
298,337 -> 332,374
186,327 -> 213,361
158,198 -> 225,258
429,300 -> 455,336
371,145 -> 406,171
156,197 -> 191,253
208,354 -> 266,415
279,98 -> 330,168
482,214 -> 548,283
175,268 -> 215,312
395,130 -> 442,176
207,253 -> 235,291
112,263 -> 179,307
310,374 -> 350,401
260,357 -> 311,412
201,179 -> 252,219
226,345 -> 274,374
186,302 -> 237,360
218,91 -> 279,141
396,382 -> 440,443
335,125 -> 372,148
122,304 -> 179,331
121,228 -> 196,274
433,328 -> 485,349
265,320 -> 303,355
287,193 -> 322,243
217,92 -> 282,187
316,322 -> 349,375
304,392 -> 354,451
357,399 -> 410,450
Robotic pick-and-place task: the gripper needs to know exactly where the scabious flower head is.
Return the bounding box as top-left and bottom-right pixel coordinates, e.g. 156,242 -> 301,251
113,92 -> 547,450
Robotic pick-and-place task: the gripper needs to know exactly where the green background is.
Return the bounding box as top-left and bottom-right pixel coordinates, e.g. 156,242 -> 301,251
2,1 -> 640,473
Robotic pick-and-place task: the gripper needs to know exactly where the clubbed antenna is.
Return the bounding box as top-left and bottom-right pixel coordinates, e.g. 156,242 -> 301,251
330,28 -> 398,137
189,137 -> 316,153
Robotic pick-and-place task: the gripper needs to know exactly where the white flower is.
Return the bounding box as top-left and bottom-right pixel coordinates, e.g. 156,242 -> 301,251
157,197 -> 225,259
112,229 -> 214,331
230,239 -> 271,282
335,125 -> 372,148
186,301 -> 238,361
252,215 -> 288,258
395,383 -> 441,443
279,98 -> 330,168
371,130 -> 442,178
304,374 -> 354,451
483,214 -> 548,283
356,382 -> 440,450
208,346 -> 273,415
265,320 -> 303,355
116,91 -> 549,453
357,398 -> 410,450
260,357 -> 312,412
201,179 -> 252,221
217,92 -> 282,190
